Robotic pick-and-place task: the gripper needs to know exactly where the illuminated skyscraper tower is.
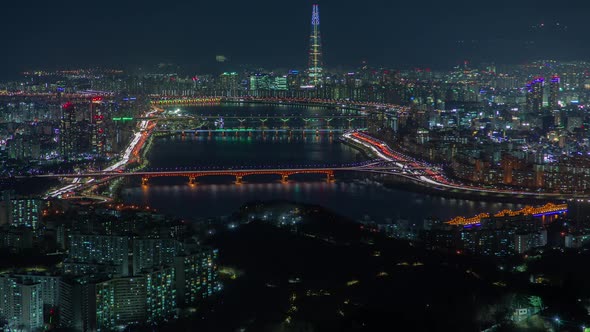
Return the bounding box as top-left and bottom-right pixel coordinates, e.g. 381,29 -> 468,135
307,4 -> 323,87
526,77 -> 544,113
549,76 -> 560,110
60,102 -> 77,161
90,97 -> 106,156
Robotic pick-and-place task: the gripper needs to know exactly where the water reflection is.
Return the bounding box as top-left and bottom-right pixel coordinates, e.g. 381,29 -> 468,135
126,104 -> 532,223
123,180 -> 525,223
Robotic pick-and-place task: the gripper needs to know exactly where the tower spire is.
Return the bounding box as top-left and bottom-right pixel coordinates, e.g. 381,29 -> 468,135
308,4 -> 323,87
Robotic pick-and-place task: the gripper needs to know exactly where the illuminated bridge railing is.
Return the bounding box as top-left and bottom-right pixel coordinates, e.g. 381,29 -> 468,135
446,203 -> 568,226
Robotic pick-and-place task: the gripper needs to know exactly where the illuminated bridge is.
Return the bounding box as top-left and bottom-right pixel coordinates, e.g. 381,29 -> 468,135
139,169 -> 336,185
446,203 -> 568,226
29,164 -> 415,185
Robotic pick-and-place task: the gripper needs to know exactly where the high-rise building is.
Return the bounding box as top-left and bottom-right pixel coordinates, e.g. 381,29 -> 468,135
174,248 -> 221,306
549,76 -> 560,110
9,197 -> 43,229
95,267 -> 176,331
307,4 -> 323,87
67,234 -> 130,276
0,191 -> 11,226
287,70 -> 301,89
7,134 -> 40,161
90,97 -> 107,157
0,275 -> 44,331
0,228 -> 33,250
250,74 -> 272,91
60,102 -> 78,160
273,76 -> 288,91
145,267 -> 176,323
12,273 -> 61,314
96,276 -> 146,330
219,72 -> 239,96
59,276 -> 99,332
526,77 -> 544,113
514,231 -> 547,254
133,238 -> 180,274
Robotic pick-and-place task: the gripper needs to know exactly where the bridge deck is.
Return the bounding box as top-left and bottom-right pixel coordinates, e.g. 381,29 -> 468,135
27,166 -> 403,179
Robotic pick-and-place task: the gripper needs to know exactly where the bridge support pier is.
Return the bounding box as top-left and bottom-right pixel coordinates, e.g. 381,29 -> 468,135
281,174 -> 289,183
235,175 -> 243,185
326,172 -> 335,182
188,176 -> 197,186
142,177 -> 149,186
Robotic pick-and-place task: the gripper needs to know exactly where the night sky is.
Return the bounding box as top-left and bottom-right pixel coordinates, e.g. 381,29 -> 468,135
1,0 -> 589,76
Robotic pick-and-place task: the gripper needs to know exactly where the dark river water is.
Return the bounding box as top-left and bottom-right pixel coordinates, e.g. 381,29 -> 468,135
116,104 -> 546,223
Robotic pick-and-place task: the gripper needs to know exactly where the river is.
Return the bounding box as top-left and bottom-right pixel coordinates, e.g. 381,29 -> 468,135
118,104 -> 536,223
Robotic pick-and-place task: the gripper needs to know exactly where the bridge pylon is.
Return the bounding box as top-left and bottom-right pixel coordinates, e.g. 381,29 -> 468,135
281,174 -> 289,183
235,175 -> 243,184
325,118 -> 333,129
281,118 -> 290,129
188,176 -> 197,186
142,177 -> 149,186
347,118 -> 355,129
303,118 -> 311,128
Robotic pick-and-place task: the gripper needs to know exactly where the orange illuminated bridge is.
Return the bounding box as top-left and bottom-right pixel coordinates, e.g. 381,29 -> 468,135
139,169 -> 336,185
27,164 -> 420,185
446,203 -> 568,226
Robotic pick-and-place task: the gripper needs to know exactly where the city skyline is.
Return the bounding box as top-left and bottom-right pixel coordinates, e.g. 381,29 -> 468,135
2,0 -> 590,77
3,1 -> 590,331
